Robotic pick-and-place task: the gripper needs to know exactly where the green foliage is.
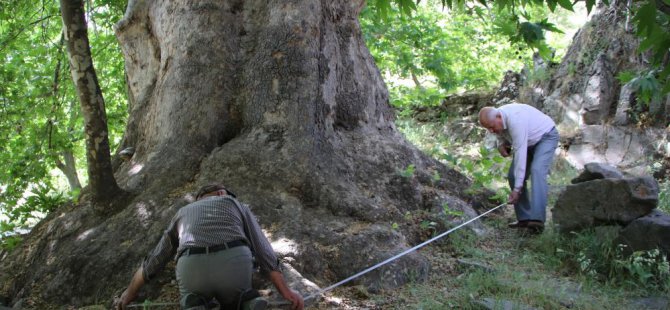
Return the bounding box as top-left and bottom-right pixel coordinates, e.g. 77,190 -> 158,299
657,179 -> 670,214
613,248 -> 670,290
399,164 -> 416,178
495,12 -> 563,59
539,229 -> 670,293
0,183 -> 68,250
442,202 -> 464,217
361,2 -> 533,106
390,86 -> 446,110
396,116 -> 510,202
618,69 -> 663,105
0,1 -> 127,233
371,0 -> 670,94
456,146 -> 510,202
633,1 -> 670,94
616,69 -> 664,125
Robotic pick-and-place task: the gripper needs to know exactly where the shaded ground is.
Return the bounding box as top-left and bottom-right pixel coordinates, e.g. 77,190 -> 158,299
306,207 -> 661,309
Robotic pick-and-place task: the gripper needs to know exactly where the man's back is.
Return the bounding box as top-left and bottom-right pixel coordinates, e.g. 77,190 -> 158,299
175,196 -> 248,249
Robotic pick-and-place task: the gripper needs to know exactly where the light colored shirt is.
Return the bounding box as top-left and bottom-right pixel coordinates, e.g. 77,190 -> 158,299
498,104 -> 556,190
142,195 -> 280,280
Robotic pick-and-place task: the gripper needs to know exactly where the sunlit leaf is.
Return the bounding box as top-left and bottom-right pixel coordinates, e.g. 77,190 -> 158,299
556,0 -> 575,11
547,0 -> 558,12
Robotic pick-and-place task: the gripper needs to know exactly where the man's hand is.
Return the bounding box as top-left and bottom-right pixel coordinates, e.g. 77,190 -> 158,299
116,267 -> 145,310
498,144 -> 511,157
269,271 -> 304,310
508,190 -> 520,205
115,288 -> 134,310
282,289 -> 304,310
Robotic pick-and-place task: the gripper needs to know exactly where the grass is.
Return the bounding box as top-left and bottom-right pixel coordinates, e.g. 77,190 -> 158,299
658,179 -> 670,213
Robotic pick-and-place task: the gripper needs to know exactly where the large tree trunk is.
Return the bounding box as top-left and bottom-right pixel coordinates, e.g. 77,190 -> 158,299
0,1 -> 487,307
59,0 -> 123,206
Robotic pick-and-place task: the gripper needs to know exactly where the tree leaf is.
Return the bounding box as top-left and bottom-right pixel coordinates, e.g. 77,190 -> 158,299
396,0 -> 417,16
632,2 -> 657,36
519,21 -> 544,44
585,0 -> 596,14
547,0 -> 558,12
556,0 -> 575,11
537,19 -> 564,33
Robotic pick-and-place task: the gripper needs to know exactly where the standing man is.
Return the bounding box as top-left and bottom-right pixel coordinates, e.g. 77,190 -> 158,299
478,103 -> 559,233
115,184 -> 304,310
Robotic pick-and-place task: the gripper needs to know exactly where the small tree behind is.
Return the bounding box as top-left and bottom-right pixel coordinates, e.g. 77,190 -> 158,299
59,0 -> 123,207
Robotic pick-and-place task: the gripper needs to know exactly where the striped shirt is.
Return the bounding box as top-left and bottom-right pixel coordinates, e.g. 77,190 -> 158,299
142,195 -> 280,280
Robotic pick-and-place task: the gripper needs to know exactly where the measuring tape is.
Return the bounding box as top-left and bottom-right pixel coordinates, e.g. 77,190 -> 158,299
126,202 -> 507,308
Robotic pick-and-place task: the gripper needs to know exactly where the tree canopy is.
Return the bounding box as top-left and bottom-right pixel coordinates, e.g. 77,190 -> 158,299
0,0 -> 127,244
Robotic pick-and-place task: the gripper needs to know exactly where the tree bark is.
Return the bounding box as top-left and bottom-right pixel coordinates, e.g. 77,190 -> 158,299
113,0 -> 477,290
59,0 -> 123,205
0,1 -> 486,307
55,150 -> 82,191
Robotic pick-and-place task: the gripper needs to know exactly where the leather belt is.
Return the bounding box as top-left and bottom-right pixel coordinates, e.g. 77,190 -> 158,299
178,240 -> 247,259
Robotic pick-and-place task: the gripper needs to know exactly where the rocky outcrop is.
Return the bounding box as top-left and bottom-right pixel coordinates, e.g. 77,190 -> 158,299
614,210 -> 670,257
553,176 -> 658,232
519,2 -> 650,127
562,125 -> 669,176
570,162 -> 624,183
553,163 -> 669,259
410,91 -> 494,123
492,71 -> 522,103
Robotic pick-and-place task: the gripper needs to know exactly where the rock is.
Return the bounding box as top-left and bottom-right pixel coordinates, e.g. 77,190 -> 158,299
613,83 -> 635,126
552,177 -> 659,232
614,209 -> 670,259
628,296 -> 670,310
571,162 -> 624,184
441,91 -> 494,118
492,70 -> 521,103
580,55 -> 617,125
564,125 -> 664,176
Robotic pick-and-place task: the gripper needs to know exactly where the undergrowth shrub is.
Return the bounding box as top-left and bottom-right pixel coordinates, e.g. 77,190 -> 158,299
0,183 -> 69,251
657,179 -> 670,213
530,228 -> 670,293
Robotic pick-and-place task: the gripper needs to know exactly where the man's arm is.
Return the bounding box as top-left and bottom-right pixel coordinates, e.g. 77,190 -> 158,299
115,216 -> 179,309
235,201 -> 304,309
269,270 -> 304,310
116,267 -> 145,310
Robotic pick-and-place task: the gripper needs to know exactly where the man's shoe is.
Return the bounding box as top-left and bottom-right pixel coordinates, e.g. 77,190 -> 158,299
526,220 -> 544,233
242,297 -> 267,310
508,220 -> 529,228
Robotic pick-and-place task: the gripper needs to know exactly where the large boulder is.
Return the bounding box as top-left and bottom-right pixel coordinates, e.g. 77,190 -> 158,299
552,176 -> 659,232
614,209 -> 670,259
571,162 -> 624,184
